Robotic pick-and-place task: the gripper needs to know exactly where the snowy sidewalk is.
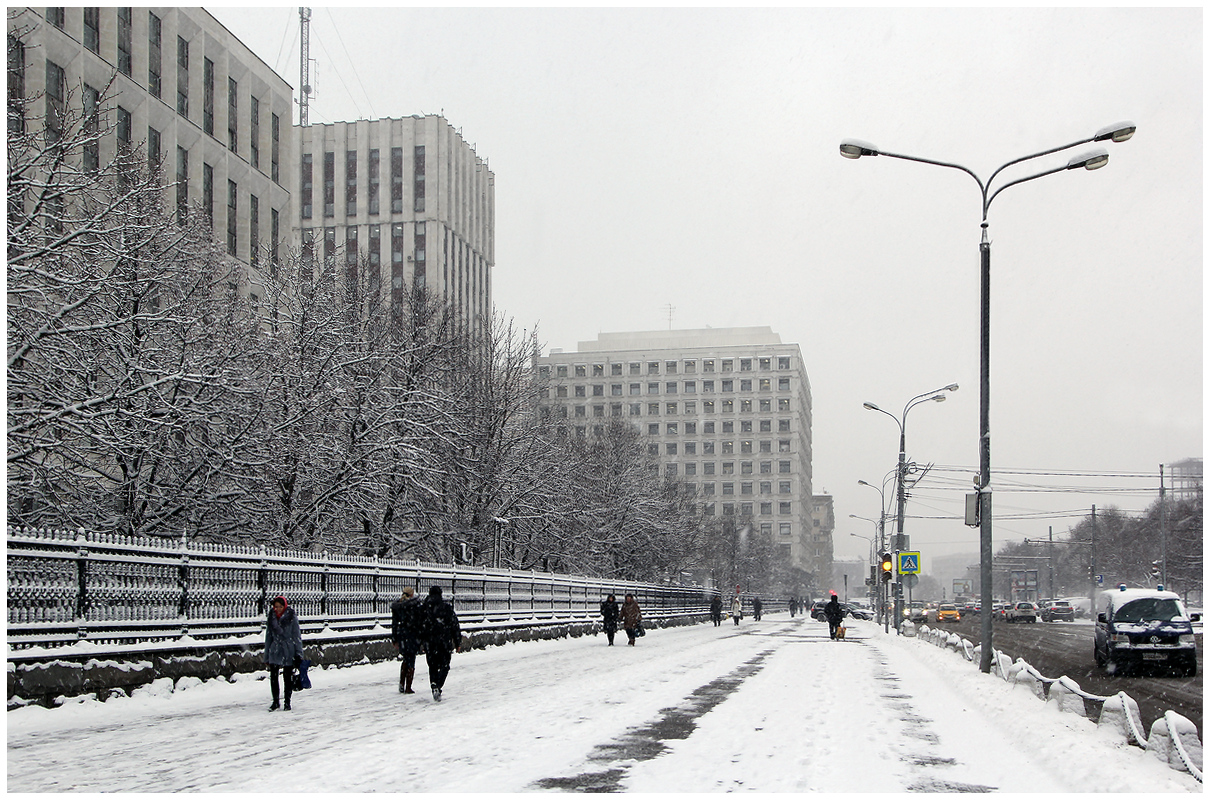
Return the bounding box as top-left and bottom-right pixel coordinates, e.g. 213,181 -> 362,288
6,615 -> 1199,792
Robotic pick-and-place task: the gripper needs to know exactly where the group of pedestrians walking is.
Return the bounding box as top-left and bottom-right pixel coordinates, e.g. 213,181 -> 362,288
262,585 -> 462,710
599,593 -> 643,645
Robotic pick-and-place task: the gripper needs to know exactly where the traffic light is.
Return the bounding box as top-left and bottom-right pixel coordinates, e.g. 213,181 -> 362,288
880,552 -> 894,582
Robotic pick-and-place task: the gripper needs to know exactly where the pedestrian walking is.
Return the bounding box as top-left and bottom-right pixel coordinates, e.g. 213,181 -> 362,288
390,587 -> 425,693
752,596 -> 763,621
620,594 -> 642,646
264,595 -> 304,711
600,594 -> 620,645
422,586 -> 461,702
789,596 -> 797,617
823,592 -> 847,640
709,594 -> 723,626
731,593 -> 743,626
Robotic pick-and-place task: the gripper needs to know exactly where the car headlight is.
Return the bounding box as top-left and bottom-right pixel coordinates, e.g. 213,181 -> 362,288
1179,634 -> 1196,646
1110,633 -> 1131,645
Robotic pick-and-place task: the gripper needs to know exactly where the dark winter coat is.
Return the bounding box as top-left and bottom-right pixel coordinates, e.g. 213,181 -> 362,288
600,599 -> 620,633
264,606 -> 304,666
823,597 -> 846,624
710,595 -> 723,618
620,598 -> 642,631
391,596 -> 425,652
423,596 -> 461,652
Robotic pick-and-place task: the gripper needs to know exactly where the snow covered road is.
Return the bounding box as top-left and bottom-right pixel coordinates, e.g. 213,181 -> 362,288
7,615 -> 1200,792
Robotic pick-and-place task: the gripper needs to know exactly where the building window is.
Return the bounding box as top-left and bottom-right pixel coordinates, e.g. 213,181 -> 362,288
413,145 -> 425,213
779,439 -> 790,453
83,8 -> 100,53
323,151 -> 335,216
779,460 -> 790,474
176,36 -> 189,117
82,84 -> 100,172
778,356 -> 791,370
759,357 -> 771,371
148,12 -> 162,98
249,194 -> 259,268
9,36 -> 24,138
684,380 -> 696,393
391,223 -> 404,291
703,380 -> 714,393
780,523 -> 792,537
226,180 -> 237,256
779,377 -> 791,391
629,362 -> 641,375
368,224 -> 381,280
778,398 -> 791,412
703,400 -> 715,414
147,125 -> 161,173
367,149 -> 380,215
345,226 -> 358,288
227,77 -> 238,152
202,162 -> 213,228
648,361 -> 660,375
271,113 -> 280,183
249,96 -> 260,168
271,208 -> 280,277
203,58 -> 215,136
390,147 -> 403,213
740,358 -> 752,371
300,154 -> 313,219
666,443 -> 677,455
175,146 -> 188,224
44,59 -> 64,145
337,151 -> 355,219
665,382 -> 677,394
46,8 -> 64,29
114,8 -> 132,75
647,403 -> 659,416
779,481 -> 791,494
722,380 -> 733,392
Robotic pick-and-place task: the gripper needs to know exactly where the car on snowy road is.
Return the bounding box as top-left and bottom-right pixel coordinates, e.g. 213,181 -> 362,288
1007,602 -> 1038,623
1040,600 -> 1075,622
1095,586 -> 1199,677
936,603 -> 961,622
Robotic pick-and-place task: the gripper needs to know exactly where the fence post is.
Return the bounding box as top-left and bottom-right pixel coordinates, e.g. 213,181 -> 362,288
321,551 -> 329,625
257,546 -> 268,615
178,539 -> 190,636
74,528 -> 88,641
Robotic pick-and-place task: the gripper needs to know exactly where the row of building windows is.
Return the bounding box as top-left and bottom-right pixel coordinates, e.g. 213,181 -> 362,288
540,356 -> 793,379
542,400 -> 795,417
42,8 -> 283,184
673,476 -> 795,491
299,145 -> 425,221
545,377 -> 793,397
652,456 -> 793,473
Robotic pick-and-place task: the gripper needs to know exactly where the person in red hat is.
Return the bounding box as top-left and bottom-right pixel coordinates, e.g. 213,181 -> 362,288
264,596 -> 304,710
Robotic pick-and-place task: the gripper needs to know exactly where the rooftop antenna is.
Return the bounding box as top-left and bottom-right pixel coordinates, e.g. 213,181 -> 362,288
664,303 -> 675,330
299,7 -> 312,125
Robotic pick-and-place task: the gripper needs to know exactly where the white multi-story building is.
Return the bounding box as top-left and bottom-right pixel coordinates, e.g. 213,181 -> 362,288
536,327 -> 820,574
293,117 -> 495,336
8,7 -> 294,304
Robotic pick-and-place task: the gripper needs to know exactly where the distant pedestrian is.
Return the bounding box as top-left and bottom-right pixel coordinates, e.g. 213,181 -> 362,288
731,594 -> 743,626
789,596 -> 798,617
709,594 -> 723,626
264,595 -> 304,711
390,587 -> 425,693
422,586 -> 461,702
752,596 -> 763,621
823,592 -> 846,640
600,594 -> 620,645
620,594 -> 642,646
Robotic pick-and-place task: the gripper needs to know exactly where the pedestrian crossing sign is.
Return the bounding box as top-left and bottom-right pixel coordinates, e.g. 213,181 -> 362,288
898,552 -> 921,575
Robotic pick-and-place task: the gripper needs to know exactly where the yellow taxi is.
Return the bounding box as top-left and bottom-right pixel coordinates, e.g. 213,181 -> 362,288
936,603 -> 961,622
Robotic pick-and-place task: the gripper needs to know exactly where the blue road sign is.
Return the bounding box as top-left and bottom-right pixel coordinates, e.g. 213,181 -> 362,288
898,551 -> 921,575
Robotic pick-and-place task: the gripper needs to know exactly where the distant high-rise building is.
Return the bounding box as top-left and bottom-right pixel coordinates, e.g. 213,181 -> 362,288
1168,458 -> 1202,500
536,327 -> 821,576
293,117 -> 494,336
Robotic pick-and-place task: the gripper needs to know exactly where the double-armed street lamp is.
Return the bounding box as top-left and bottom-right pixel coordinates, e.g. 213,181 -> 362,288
840,122 -> 1136,670
864,384 -> 958,631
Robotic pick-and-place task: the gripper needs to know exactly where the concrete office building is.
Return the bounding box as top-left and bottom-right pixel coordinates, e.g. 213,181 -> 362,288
293,117 -> 495,337
8,7 -> 294,304
536,327 -> 821,576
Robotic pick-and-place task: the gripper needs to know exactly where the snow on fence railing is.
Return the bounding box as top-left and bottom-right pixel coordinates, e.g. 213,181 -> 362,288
913,624 -> 1202,782
7,525 -> 725,652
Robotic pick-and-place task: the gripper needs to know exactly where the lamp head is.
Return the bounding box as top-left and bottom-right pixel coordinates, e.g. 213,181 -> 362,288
944,383 -> 959,392
1093,121 -> 1136,143
1067,148 -> 1109,171
840,139 -> 879,159
930,394 -> 946,403
862,402 -> 881,411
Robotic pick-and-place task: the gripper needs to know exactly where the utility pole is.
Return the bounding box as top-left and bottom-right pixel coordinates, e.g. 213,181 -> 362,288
299,8 -> 312,125
1089,505 -> 1098,619
1048,526 -> 1054,599
1159,463 -> 1167,589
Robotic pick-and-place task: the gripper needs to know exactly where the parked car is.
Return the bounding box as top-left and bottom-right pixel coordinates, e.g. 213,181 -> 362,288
936,603 -> 961,622
905,602 -> 927,623
846,604 -> 873,621
1040,599 -> 1075,622
810,600 -> 828,621
1095,587 -> 1199,677
1006,602 -> 1038,623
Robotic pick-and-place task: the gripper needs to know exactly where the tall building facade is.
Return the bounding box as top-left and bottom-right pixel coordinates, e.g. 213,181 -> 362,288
8,7 -> 294,303
536,327 -> 819,574
292,117 -> 495,336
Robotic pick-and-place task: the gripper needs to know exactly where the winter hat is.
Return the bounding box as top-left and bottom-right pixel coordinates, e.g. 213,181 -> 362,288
272,596 -> 288,607
429,586 -> 443,599
402,587 -> 415,598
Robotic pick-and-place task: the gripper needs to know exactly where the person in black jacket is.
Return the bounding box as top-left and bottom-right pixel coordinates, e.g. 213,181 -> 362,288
752,596 -> 763,622
600,594 -> 620,645
390,587 -> 425,694
823,592 -> 847,640
264,595 -> 304,711
422,586 -> 461,702
709,594 -> 723,626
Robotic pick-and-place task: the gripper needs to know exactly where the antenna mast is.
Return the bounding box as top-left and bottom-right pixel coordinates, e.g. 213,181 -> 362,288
299,7 -> 312,125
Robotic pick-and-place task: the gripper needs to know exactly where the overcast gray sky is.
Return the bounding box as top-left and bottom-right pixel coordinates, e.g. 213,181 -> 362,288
212,5 -> 1202,570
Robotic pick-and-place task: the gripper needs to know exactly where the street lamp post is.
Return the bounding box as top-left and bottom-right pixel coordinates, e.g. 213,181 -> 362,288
840,122 -> 1135,670
856,474 -> 893,629
849,530 -> 875,618
864,384 -> 958,632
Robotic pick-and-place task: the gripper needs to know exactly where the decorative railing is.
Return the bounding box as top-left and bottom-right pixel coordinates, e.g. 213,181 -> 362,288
7,526 -> 722,651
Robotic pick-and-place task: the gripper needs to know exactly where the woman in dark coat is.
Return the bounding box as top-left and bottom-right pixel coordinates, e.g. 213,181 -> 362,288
620,594 -> 642,646
265,595 -> 305,711
709,594 -> 723,626
600,594 -> 620,645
